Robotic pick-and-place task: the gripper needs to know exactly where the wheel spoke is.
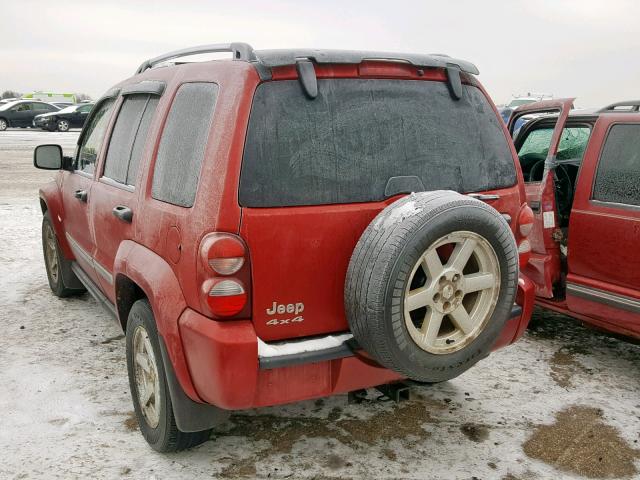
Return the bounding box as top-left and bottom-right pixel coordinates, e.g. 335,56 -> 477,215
449,305 -> 475,334
422,250 -> 444,279
406,287 -> 431,311
448,238 -> 476,271
135,353 -> 151,373
421,309 -> 444,346
141,385 -> 153,405
464,272 -> 495,293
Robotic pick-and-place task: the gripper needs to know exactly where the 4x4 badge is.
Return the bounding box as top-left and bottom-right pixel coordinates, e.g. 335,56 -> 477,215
266,301 -> 304,326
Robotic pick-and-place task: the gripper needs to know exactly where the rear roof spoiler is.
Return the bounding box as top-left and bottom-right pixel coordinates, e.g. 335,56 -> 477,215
134,42 -> 479,77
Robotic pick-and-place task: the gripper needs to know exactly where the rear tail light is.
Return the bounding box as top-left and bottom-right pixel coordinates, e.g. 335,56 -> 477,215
518,205 -> 535,237
516,205 -> 535,268
206,279 -> 247,317
204,234 -> 246,275
518,239 -> 531,254
209,257 -> 244,275
198,233 -> 251,319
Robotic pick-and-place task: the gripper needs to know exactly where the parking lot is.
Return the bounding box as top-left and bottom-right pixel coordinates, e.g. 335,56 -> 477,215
2,129 -> 640,480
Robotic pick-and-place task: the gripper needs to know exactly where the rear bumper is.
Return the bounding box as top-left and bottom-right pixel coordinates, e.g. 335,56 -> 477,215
178,273 -> 535,410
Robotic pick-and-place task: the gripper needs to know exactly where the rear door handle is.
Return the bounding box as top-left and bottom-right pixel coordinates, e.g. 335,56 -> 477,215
112,205 -> 133,223
74,190 -> 88,202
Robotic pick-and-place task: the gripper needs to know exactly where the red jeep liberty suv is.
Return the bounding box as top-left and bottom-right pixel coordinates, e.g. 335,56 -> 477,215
34,43 -> 535,451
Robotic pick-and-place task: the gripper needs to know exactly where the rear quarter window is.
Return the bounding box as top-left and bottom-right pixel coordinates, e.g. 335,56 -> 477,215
240,79 -> 516,207
103,94 -> 159,186
592,124 -> 640,206
151,82 -> 219,207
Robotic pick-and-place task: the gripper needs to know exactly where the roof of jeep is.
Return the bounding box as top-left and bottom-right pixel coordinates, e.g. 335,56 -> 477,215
134,42 -> 479,76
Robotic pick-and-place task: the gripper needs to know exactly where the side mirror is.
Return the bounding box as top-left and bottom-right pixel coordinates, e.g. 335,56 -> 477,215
34,144 -> 63,170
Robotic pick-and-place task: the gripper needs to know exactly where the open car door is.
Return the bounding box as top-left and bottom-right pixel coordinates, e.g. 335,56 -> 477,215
507,98 -> 575,298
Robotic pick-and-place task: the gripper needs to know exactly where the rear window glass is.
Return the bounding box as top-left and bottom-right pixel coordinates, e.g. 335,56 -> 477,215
151,83 -> 218,207
240,79 -> 516,207
593,124 -> 640,206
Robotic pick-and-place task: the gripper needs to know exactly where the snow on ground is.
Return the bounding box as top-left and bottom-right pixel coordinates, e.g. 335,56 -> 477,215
1,130 -> 640,480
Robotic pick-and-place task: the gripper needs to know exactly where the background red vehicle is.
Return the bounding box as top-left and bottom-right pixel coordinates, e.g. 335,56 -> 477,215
34,43 -> 535,452
509,99 -> 640,339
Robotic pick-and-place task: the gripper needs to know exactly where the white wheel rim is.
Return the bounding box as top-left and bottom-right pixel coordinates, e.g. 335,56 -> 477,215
404,231 -> 501,354
59,121 -> 69,130
0,119 -> 6,129
132,326 -> 161,428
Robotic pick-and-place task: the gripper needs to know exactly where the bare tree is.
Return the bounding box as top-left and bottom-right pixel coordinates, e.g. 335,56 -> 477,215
1,90 -> 21,99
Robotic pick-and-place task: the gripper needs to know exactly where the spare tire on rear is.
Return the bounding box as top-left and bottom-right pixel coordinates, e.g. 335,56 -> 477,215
345,190 -> 518,383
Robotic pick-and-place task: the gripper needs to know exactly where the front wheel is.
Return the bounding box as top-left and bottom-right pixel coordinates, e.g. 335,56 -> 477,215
57,119 -> 70,132
0,118 -> 8,131
42,212 -> 85,297
126,299 -> 212,452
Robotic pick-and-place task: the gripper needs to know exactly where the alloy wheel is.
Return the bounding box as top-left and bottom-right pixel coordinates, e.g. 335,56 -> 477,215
44,223 -> 59,283
404,231 -> 501,354
132,326 -> 161,428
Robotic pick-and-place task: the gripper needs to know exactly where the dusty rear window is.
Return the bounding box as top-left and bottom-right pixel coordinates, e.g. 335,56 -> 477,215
240,78 -> 516,207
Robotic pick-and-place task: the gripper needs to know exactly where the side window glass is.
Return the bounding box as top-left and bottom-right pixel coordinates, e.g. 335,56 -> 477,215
593,124 -> 640,206
517,128 -> 553,159
103,94 -> 159,186
127,96 -> 159,185
76,98 -> 115,174
152,83 -> 218,207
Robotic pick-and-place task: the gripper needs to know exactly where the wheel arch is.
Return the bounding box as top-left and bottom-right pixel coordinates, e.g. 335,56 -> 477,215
39,183 -> 74,259
113,240 -> 202,402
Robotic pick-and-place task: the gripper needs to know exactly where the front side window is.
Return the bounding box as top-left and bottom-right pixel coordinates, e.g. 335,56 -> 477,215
518,126 -> 591,162
76,98 -> 115,174
592,124 -> 640,206
151,83 -> 218,207
240,79 -> 516,207
103,94 -> 159,186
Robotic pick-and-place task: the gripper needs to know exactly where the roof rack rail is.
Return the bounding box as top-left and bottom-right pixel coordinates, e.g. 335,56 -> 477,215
135,42 -> 255,74
597,100 -> 640,113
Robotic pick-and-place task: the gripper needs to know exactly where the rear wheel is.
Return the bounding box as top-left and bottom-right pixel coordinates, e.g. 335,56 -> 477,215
126,300 -> 212,452
57,119 -> 70,132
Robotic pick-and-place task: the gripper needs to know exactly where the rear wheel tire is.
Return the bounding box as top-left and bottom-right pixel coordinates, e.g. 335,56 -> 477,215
345,191 -> 518,382
42,212 -> 85,297
126,299 -> 212,452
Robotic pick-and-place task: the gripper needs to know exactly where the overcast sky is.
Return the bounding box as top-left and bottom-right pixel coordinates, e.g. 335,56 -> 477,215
3,0 -> 638,107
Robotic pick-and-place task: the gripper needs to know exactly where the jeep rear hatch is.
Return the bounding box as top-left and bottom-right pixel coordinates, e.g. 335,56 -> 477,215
240,73 -> 522,341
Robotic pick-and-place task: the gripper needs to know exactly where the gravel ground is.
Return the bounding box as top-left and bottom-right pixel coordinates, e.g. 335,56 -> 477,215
2,130 -> 640,480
